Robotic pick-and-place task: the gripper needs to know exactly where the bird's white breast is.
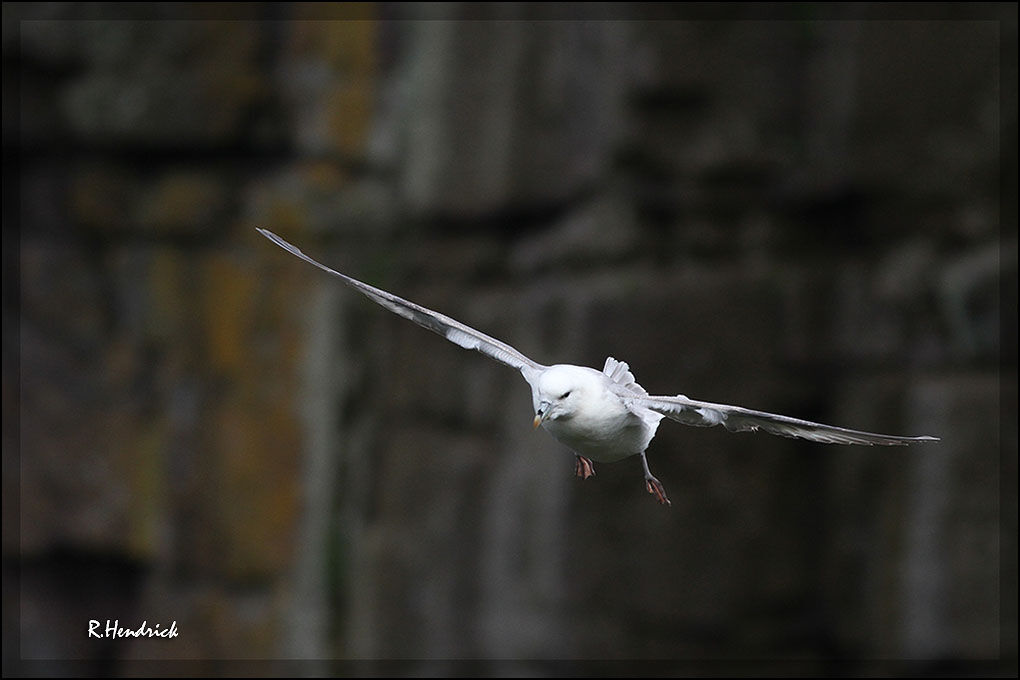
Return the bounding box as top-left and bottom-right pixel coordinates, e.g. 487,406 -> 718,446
536,365 -> 656,462
544,405 -> 650,462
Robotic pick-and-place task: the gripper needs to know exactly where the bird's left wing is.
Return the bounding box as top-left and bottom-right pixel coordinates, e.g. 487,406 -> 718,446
257,228 -> 547,375
626,393 -> 939,445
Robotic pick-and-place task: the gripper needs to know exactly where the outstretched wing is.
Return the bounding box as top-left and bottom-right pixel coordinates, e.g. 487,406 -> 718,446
627,393 -> 939,445
257,228 -> 547,375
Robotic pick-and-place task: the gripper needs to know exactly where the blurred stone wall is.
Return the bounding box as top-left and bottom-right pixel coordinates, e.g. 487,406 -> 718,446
5,4 -> 1016,676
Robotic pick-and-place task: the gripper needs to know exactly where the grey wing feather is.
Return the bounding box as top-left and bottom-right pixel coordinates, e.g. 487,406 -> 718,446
628,394 -> 939,445
257,228 -> 546,374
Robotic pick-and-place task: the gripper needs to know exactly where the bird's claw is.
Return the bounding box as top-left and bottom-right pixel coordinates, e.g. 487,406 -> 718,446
575,456 -> 596,480
645,478 -> 671,506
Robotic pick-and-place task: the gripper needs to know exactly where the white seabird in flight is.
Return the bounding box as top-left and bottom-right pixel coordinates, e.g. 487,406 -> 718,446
257,228 -> 939,506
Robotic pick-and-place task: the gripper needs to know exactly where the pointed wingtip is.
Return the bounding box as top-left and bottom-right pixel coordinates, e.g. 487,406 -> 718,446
256,228 -> 304,258
886,435 -> 940,445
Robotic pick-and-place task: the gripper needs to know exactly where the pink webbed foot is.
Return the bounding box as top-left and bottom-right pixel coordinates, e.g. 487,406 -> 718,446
575,455 -> 596,480
639,452 -> 670,506
645,477 -> 671,506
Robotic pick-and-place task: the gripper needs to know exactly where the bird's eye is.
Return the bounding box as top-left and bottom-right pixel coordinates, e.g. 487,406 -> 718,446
560,391 -> 571,399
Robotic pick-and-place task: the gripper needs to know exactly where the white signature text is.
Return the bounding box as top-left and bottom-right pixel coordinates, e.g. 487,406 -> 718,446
88,619 -> 178,639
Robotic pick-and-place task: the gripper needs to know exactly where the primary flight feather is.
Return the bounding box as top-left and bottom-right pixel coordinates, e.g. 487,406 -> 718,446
257,228 -> 938,506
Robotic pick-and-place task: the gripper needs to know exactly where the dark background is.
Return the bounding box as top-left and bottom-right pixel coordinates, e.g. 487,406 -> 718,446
4,3 -> 1017,677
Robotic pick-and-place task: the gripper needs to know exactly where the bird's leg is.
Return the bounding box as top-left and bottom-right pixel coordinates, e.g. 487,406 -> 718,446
639,452 -> 671,506
574,455 -> 596,480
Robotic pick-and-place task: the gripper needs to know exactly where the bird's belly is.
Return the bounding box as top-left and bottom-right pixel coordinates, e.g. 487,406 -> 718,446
544,410 -> 649,463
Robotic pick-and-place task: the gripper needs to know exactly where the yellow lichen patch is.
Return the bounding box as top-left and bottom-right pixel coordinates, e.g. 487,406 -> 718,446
201,253 -> 259,377
286,18 -> 377,156
287,15 -> 377,74
139,172 -> 227,234
212,387 -> 302,582
124,419 -> 168,561
199,248 -> 308,580
304,159 -> 349,193
148,247 -> 193,342
327,78 -> 375,157
257,189 -> 309,235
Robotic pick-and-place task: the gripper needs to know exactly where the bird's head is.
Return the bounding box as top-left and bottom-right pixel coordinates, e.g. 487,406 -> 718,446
532,365 -> 596,428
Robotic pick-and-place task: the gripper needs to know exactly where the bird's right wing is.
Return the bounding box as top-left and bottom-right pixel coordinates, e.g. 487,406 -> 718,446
627,393 -> 939,445
257,228 -> 547,375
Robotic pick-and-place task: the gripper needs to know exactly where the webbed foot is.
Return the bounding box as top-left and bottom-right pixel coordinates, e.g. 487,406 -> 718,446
575,455 -> 596,480
639,451 -> 670,506
645,477 -> 671,506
